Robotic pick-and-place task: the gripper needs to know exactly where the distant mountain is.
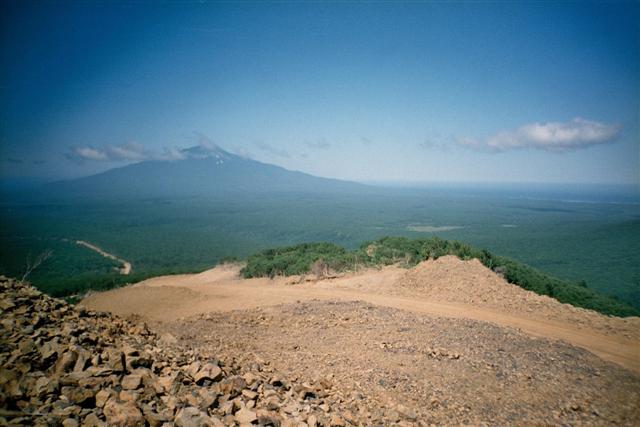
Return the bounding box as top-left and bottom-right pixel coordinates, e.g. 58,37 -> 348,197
43,144 -> 369,199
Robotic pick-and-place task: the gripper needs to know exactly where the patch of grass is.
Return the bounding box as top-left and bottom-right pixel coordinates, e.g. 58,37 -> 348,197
241,236 -> 639,318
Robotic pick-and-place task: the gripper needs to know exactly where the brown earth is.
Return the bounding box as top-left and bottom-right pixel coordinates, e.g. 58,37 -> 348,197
83,257 -> 640,373
80,256 -> 640,425
165,301 -> 640,425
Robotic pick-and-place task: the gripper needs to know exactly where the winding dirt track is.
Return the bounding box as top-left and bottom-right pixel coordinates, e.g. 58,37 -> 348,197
82,259 -> 640,373
75,240 -> 132,275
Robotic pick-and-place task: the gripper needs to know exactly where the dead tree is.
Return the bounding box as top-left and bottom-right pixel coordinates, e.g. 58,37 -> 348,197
21,249 -> 53,282
310,258 -> 329,280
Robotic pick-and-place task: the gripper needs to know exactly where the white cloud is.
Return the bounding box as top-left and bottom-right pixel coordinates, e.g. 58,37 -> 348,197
65,132 -> 233,165
193,133 -> 217,151
68,138 -> 224,163
459,118 -> 620,152
74,147 -> 109,161
70,142 -> 146,163
106,141 -> 147,161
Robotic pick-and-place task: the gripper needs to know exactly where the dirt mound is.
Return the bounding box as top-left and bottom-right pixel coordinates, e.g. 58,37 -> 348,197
396,255 -> 549,306
0,277 -> 395,426
395,256 -> 640,340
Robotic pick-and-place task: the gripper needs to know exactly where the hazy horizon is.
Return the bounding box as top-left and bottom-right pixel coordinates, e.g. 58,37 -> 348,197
3,150 -> 640,193
1,1 -> 638,185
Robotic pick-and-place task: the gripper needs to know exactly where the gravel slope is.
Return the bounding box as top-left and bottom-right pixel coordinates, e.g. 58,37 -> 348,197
82,258 -> 640,372
161,300 -> 640,425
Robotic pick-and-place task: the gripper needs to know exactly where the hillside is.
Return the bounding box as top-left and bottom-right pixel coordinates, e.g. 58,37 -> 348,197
42,144 -> 369,199
77,257 -> 640,425
4,253 -> 640,425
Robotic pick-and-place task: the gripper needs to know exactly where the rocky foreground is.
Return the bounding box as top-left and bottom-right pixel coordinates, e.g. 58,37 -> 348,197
2,275 -> 640,426
163,300 -> 640,426
0,277 -> 399,426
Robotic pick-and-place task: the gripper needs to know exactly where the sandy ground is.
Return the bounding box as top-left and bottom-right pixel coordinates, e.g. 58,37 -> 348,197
82,257 -> 640,374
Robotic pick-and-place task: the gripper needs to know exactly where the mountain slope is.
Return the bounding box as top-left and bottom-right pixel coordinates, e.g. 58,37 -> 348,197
45,145 -> 369,199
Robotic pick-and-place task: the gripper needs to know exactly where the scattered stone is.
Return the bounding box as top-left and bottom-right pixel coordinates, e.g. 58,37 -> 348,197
83,412 -> 107,427
95,388 -> 112,408
242,389 -> 258,400
235,407 -> 258,424
330,414 -> 346,426
55,350 -> 78,374
62,418 -> 79,427
194,362 -> 223,385
175,406 -> 221,427
0,278 -> 369,427
103,398 -> 144,426
121,374 -> 142,390
159,332 -> 178,345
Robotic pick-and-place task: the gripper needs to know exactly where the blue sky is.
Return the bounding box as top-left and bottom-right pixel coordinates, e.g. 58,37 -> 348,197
1,1 -> 638,184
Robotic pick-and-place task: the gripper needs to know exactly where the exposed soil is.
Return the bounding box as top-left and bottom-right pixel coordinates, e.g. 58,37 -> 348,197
162,300 -> 640,425
83,257 -> 640,372
80,256 -> 640,425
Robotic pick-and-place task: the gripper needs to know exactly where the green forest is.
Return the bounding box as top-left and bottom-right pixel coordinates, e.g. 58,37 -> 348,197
1,189 -> 638,312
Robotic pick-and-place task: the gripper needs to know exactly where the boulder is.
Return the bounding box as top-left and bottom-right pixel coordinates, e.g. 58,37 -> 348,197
175,406 -> 222,427
194,363 -> 223,385
82,412 -> 107,427
121,374 -> 142,390
103,398 -> 145,427
234,408 -> 258,424
55,350 -> 78,374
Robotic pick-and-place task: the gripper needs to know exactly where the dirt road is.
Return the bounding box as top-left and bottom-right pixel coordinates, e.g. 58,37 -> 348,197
76,240 -> 132,274
82,257 -> 640,373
